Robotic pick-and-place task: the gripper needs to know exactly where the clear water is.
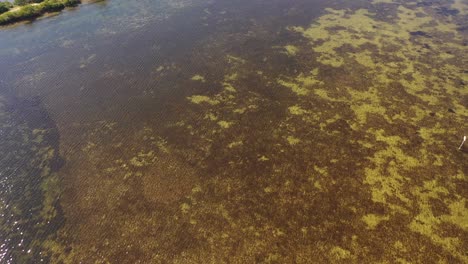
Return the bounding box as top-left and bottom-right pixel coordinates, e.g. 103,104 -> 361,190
0,0 -> 467,262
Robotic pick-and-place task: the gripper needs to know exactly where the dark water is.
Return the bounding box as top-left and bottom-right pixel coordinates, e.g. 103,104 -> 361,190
0,0 -> 467,262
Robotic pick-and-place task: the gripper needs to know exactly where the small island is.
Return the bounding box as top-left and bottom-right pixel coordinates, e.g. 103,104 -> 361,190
0,0 -> 80,25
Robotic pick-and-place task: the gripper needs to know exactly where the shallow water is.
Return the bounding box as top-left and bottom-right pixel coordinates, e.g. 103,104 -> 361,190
0,0 -> 467,262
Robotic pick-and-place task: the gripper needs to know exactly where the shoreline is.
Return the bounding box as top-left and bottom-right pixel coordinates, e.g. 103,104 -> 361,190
0,0 -> 80,26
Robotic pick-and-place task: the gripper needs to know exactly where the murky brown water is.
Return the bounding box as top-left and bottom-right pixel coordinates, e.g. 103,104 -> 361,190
1,0 -> 467,263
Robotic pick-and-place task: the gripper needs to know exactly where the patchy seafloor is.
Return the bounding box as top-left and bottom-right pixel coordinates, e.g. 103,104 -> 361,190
0,0 -> 467,263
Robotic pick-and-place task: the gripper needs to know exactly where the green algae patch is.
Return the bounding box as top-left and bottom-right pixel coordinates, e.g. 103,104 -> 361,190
224,72 -> 238,81
443,199 -> 468,230
277,69 -> 323,96
290,8 -> 373,67
223,82 -> 236,92
226,55 -> 246,64
228,141 -> 243,148
409,180 -> 468,261
284,45 -> 298,56
343,87 -> 390,129
314,88 -> 338,101
330,246 -> 351,260
217,120 -> 233,129
187,95 -> 220,105
286,136 -> 301,145
191,74 -> 206,82
313,165 -> 329,176
278,79 -> 309,96
233,107 -> 246,114
363,129 -> 419,210
129,151 -> 155,167
180,203 -> 191,214
222,73 -> 237,93
349,50 -> 377,69
418,124 -> 447,143
288,105 -> 308,115
289,3 -> 467,108
204,112 -> 218,121
362,214 -> 390,229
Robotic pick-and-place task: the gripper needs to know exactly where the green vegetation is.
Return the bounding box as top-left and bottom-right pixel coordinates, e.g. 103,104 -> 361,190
0,0 -> 80,25
14,0 -> 42,6
0,1 -> 13,14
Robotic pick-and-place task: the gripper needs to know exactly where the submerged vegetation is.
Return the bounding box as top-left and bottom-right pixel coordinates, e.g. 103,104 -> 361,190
0,96 -> 64,262
0,0 -> 467,262
0,0 -> 79,25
